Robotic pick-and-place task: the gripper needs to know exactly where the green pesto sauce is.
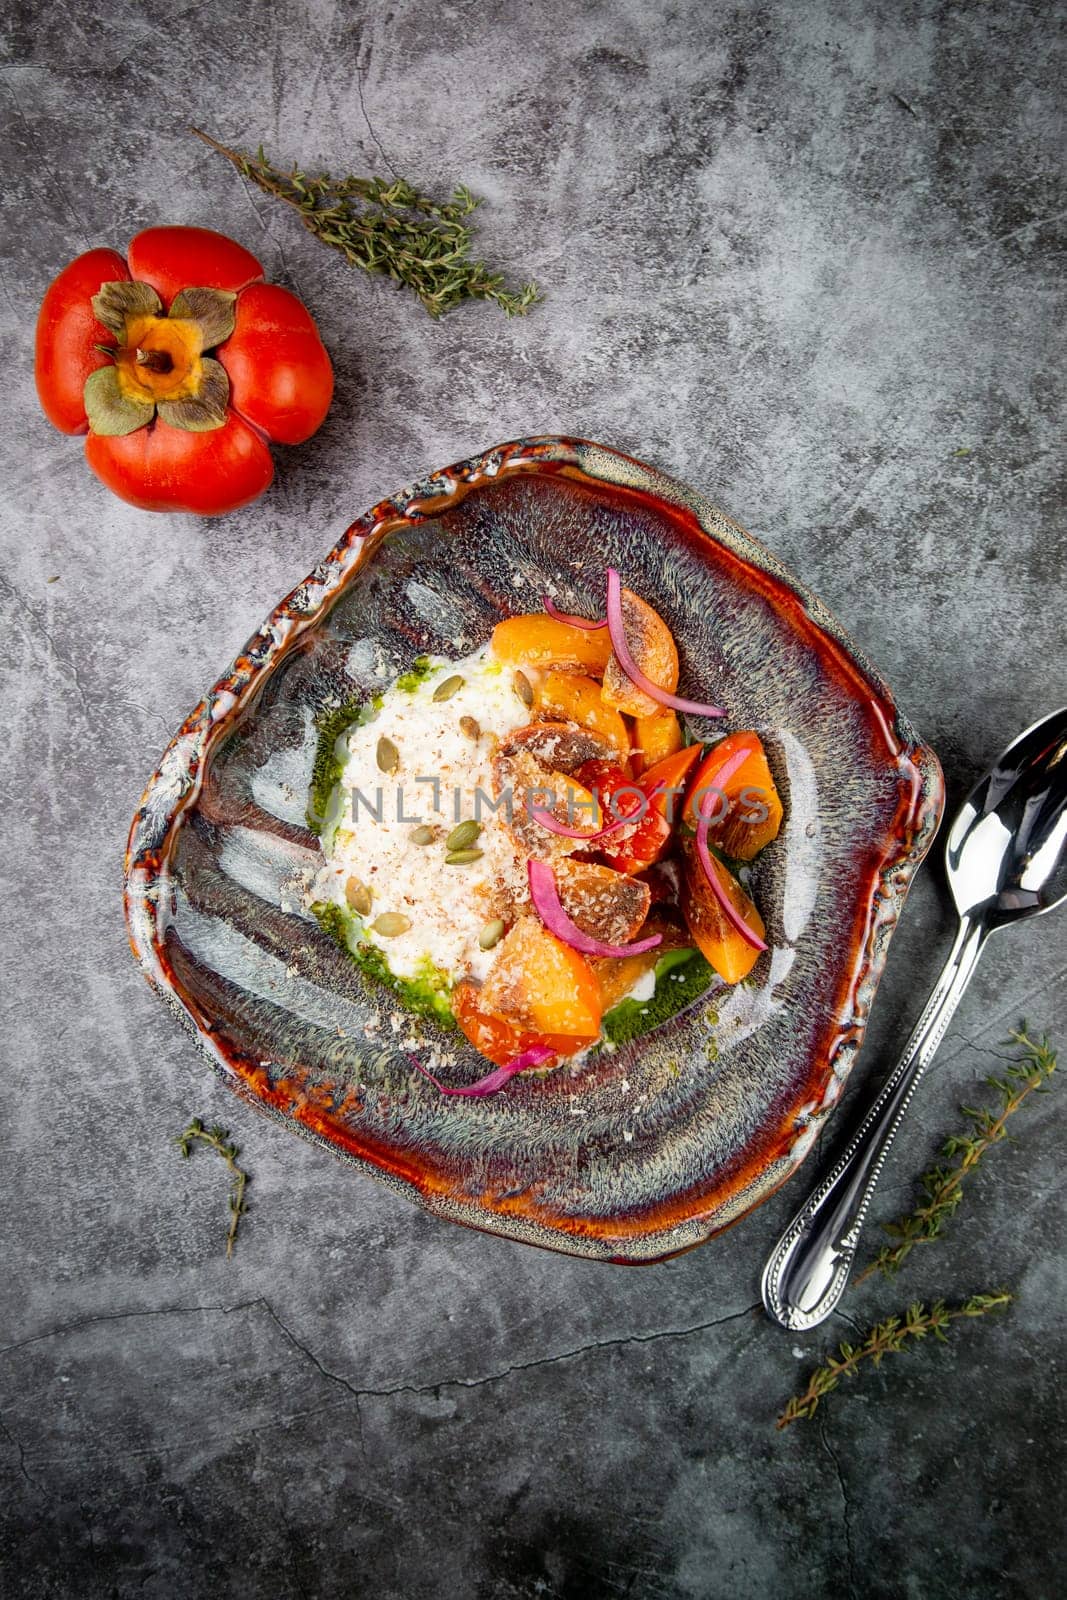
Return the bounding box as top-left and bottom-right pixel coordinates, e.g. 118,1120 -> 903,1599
310,900 -> 456,1031
601,948 -> 716,1046
396,655 -> 435,692
306,695 -> 381,835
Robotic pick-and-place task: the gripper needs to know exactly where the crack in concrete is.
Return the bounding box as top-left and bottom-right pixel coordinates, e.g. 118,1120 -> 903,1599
79,1505 -> 96,1558
259,1298 -> 764,1403
818,1413 -> 858,1597
940,970 -> 1067,1063
2,1294 -> 762,1428
111,696 -> 173,739
254,1300 -> 368,1461
1,570 -> 91,718
832,1306 -> 865,1338
0,1298 -> 265,1362
890,91 -> 920,119
968,205 -> 1067,257
0,1413 -> 46,1497
224,165 -> 299,290
3,75 -> 91,250
356,50 -> 396,175
956,1032 -> 1032,1069
1,1296 -> 765,1477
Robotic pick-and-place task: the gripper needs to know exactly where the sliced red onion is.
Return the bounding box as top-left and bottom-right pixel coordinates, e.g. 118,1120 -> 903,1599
530,807 -> 630,841
408,1044 -> 555,1097
690,742 -> 756,822
527,859 -> 663,958
543,596 -> 607,630
605,568 -> 725,718
694,820 -> 768,952
531,781 -> 666,840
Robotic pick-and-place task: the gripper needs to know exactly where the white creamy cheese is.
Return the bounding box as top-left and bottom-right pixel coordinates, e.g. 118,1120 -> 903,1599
312,645 -> 534,982
625,967 -> 658,1004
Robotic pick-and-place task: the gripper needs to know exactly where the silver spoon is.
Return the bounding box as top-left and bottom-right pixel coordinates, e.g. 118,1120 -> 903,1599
761,705 -> 1067,1331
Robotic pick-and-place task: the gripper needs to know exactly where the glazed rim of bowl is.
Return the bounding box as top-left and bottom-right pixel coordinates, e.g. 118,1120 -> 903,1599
124,435 -> 945,1262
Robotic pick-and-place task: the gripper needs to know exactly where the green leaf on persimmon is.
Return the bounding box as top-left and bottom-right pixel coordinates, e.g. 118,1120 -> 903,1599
91,279 -> 163,337
83,365 -> 155,436
168,287 -> 237,350
157,358 -> 229,432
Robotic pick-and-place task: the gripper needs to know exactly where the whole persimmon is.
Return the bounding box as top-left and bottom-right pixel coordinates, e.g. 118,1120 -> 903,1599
35,226 -> 333,515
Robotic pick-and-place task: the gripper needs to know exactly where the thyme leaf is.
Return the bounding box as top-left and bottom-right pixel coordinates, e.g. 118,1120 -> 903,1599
776,1292 -> 1012,1429
175,1117 -> 250,1258
776,1030 -> 1056,1429
192,128 -> 541,320
854,1028 -> 1057,1284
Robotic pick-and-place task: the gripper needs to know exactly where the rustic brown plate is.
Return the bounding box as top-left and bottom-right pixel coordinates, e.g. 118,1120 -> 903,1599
124,437 -> 943,1262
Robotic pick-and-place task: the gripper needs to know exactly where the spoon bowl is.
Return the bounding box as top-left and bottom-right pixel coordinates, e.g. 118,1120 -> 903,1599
948,706 -> 1067,926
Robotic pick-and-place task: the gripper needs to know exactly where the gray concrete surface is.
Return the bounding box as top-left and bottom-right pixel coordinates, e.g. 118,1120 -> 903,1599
2,1 -> 1065,1596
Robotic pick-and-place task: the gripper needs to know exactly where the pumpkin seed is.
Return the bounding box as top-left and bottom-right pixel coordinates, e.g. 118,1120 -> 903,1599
410,824 -> 436,845
432,673 -> 465,702
446,819 -> 481,851
459,715 -> 481,740
478,918 -> 505,950
344,877 -> 373,917
445,847 -> 484,865
513,670 -> 534,707
376,735 -> 399,773
372,912 -> 411,937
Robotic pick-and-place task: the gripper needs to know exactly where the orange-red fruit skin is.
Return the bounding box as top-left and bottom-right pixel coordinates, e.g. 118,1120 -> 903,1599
575,759 -> 673,875
679,840 -> 766,984
490,615 -> 613,675
216,283 -> 333,444
685,731 -> 784,859
638,744 -> 705,819
36,227 -> 337,514
602,589 -> 680,717
85,413 -> 274,515
125,227 -> 264,307
631,710 -> 683,773
35,247 -> 130,434
453,981 -> 591,1069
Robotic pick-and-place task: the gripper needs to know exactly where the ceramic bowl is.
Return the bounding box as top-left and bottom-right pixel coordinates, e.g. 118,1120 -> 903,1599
125,437 -> 943,1262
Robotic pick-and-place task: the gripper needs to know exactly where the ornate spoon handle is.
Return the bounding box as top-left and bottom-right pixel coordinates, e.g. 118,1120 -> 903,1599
761,915 -> 987,1331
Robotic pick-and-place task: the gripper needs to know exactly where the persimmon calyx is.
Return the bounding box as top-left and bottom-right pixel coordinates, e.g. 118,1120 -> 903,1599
85,280 -> 237,436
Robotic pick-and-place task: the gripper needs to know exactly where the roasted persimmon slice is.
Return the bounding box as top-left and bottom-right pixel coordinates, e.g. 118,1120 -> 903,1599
630,709 -> 683,773
679,838 -> 766,984
575,759 -> 673,875
684,731 -> 783,859
533,671 -> 630,756
589,911 -> 690,1009
497,720 -> 622,774
554,859 -> 652,946
453,980 -> 590,1067
479,918 -> 603,1038
591,948 -> 661,1011
602,588 -> 679,717
491,614 -> 612,675
638,743 -> 705,823
490,749 -> 601,858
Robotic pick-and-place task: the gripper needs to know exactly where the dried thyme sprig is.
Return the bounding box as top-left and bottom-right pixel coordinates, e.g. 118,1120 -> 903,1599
176,1117 -> 250,1258
776,1292 -> 1013,1429
854,1029 -> 1057,1285
191,128 -> 540,320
